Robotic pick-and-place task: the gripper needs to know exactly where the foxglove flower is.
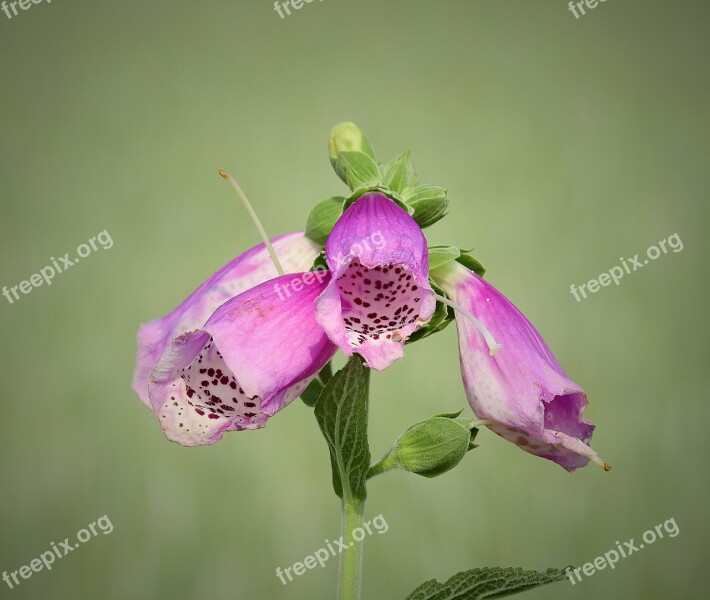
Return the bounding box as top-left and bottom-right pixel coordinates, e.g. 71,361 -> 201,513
315,192 -> 437,370
132,232 -> 320,406
148,273 -> 336,446
431,261 -> 608,472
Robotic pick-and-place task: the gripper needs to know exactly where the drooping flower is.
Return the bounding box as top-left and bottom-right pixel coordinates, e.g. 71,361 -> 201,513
132,232 -> 320,406
431,260 -> 608,472
315,192 -> 437,370
135,191 -> 439,446
147,273 -> 336,446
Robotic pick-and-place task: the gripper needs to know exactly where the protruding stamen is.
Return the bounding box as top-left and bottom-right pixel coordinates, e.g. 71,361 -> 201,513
219,169 -> 284,276
556,432 -> 611,472
434,293 -> 502,355
592,455 -> 612,472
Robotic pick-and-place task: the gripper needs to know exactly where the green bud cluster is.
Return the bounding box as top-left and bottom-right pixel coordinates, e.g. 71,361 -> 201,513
306,122 -> 451,245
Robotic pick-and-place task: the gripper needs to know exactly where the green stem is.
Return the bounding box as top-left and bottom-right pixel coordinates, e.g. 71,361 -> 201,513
338,498 -> 365,600
367,451 -> 400,479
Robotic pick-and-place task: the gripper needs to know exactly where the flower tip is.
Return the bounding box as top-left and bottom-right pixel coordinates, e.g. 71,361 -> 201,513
591,454 -> 611,471
218,169 -> 228,180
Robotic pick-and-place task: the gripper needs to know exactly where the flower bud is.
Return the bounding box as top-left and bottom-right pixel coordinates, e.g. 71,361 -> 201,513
370,415 -> 477,479
328,122 -> 376,161
328,122 -> 377,184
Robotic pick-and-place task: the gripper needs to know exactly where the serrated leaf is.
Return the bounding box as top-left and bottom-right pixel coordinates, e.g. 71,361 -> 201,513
337,151 -> 382,191
305,197 -> 345,245
404,567 -> 568,600
383,151 -> 417,193
314,357 -> 371,502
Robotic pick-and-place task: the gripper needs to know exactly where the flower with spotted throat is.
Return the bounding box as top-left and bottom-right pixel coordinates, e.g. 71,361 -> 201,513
133,123 -> 606,475
316,192 -> 437,371
133,232 -> 337,446
133,190 -> 436,445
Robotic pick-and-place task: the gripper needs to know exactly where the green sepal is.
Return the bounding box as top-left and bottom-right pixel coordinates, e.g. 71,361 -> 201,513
309,252 -> 330,272
402,185 -> 449,228
305,196 -> 345,246
433,409 -> 464,419
382,151 -> 417,193
405,279 -> 454,344
456,250 -> 486,277
336,151 -> 382,192
429,247 -> 486,278
428,245 -> 461,271
468,427 -> 480,451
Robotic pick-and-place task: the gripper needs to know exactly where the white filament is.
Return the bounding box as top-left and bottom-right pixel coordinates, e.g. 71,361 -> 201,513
435,293 -> 502,356
219,169 -> 284,276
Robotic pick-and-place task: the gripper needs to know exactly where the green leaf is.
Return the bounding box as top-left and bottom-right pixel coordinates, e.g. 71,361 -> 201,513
300,362 -> 334,407
404,567 -> 569,600
337,151 -> 382,191
314,357 -> 371,502
305,197 -> 345,246
383,151 -> 417,193
402,185 -> 449,228
428,246 -> 461,271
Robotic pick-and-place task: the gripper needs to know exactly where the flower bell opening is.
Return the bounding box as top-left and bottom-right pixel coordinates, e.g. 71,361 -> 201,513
179,337 -> 268,427
150,332 -> 273,446
434,293 -> 502,356
315,192 -> 437,371
338,259 -> 429,348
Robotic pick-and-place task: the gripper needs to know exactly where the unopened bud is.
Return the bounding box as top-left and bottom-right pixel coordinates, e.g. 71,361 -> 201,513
369,415 -> 477,479
328,122 -> 377,185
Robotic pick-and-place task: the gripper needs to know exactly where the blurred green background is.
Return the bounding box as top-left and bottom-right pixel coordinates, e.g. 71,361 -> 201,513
1,0 -> 708,598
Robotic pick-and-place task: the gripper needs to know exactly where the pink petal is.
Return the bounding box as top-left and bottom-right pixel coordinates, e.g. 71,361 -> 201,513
433,261 -> 604,472
148,272 -> 336,446
133,232 -> 320,406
